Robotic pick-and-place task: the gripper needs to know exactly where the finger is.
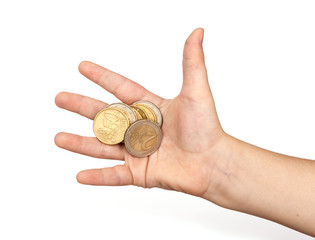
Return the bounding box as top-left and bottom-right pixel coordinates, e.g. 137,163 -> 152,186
181,28 -> 211,101
55,92 -> 107,120
78,61 -> 163,105
55,132 -> 125,160
76,165 -> 133,186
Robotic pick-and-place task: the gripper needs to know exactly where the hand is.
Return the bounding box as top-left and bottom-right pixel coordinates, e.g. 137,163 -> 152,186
55,28 -> 231,202
55,28 -> 315,237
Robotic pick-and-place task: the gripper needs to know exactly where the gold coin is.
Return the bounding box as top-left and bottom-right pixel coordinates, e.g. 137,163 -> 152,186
106,103 -> 137,124
132,107 -> 142,120
93,107 -> 129,145
124,120 -> 162,157
131,105 -> 147,120
132,100 -> 163,127
132,104 -> 156,123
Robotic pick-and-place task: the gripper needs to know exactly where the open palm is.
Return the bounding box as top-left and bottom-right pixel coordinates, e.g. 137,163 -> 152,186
55,29 -> 226,199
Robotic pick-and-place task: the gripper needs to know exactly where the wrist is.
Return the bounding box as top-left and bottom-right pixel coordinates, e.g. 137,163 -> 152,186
201,133 -> 249,210
203,133 -> 315,237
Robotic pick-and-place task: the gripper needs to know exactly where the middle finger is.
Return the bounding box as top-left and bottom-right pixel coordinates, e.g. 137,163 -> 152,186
55,92 -> 107,120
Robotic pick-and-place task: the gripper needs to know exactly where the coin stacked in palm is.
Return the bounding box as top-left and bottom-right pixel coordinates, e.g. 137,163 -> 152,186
93,101 -> 163,157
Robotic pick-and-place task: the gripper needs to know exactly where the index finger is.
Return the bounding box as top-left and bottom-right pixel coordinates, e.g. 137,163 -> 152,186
79,61 -> 164,106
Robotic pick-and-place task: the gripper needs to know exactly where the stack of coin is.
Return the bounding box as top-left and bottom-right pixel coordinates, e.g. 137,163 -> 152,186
93,101 -> 163,157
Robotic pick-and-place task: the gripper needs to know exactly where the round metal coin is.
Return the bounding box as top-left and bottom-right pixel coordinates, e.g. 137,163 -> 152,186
93,107 -> 130,145
133,100 -> 163,127
132,103 -> 156,123
131,105 -> 147,120
124,120 -> 162,157
106,102 -> 137,124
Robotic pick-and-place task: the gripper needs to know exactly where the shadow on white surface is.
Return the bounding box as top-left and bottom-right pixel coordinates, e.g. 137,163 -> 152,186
113,188 -> 312,240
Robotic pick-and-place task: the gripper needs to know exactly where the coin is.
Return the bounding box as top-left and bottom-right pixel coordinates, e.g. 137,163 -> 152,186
124,120 -> 162,157
132,103 -> 156,123
133,100 -> 163,127
106,102 -> 137,124
93,107 -> 130,145
132,107 -> 143,120
131,105 -> 147,120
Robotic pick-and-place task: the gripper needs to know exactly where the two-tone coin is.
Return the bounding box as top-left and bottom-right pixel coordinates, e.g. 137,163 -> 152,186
132,100 -> 163,127
93,107 -> 130,145
124,120 -> 162,157
93,101 -> 163,157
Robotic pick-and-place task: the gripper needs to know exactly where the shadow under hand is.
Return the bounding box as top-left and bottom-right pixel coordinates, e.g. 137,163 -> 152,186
118,189 -> 312,240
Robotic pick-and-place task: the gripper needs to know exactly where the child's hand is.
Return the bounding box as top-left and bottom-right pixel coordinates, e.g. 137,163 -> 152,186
55,28 -> 315,237
55,29 -> 229,200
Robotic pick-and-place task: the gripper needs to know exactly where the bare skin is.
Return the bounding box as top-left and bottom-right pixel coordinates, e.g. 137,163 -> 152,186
55,28 -> 315,237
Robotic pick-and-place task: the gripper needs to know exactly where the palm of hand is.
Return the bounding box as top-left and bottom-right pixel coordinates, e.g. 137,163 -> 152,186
55,29 -> 224,198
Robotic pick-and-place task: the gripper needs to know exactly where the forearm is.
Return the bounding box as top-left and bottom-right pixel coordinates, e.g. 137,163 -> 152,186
206,134 -> 315,236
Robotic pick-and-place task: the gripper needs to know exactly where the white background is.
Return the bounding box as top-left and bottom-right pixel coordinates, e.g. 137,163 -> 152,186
0,0 -> 314,239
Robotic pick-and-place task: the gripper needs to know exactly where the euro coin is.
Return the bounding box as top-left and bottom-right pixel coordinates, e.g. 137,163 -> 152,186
93,107 -> 129,145
132,106 -> 143,120
132,100 -> 163,127
124,120 -> 162,157
132,103 -> 156,123
106,102 -> 137,124
131,105 -> 147,120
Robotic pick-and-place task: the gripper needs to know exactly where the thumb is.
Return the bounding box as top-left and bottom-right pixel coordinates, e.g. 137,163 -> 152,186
180,28 -> 211,101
